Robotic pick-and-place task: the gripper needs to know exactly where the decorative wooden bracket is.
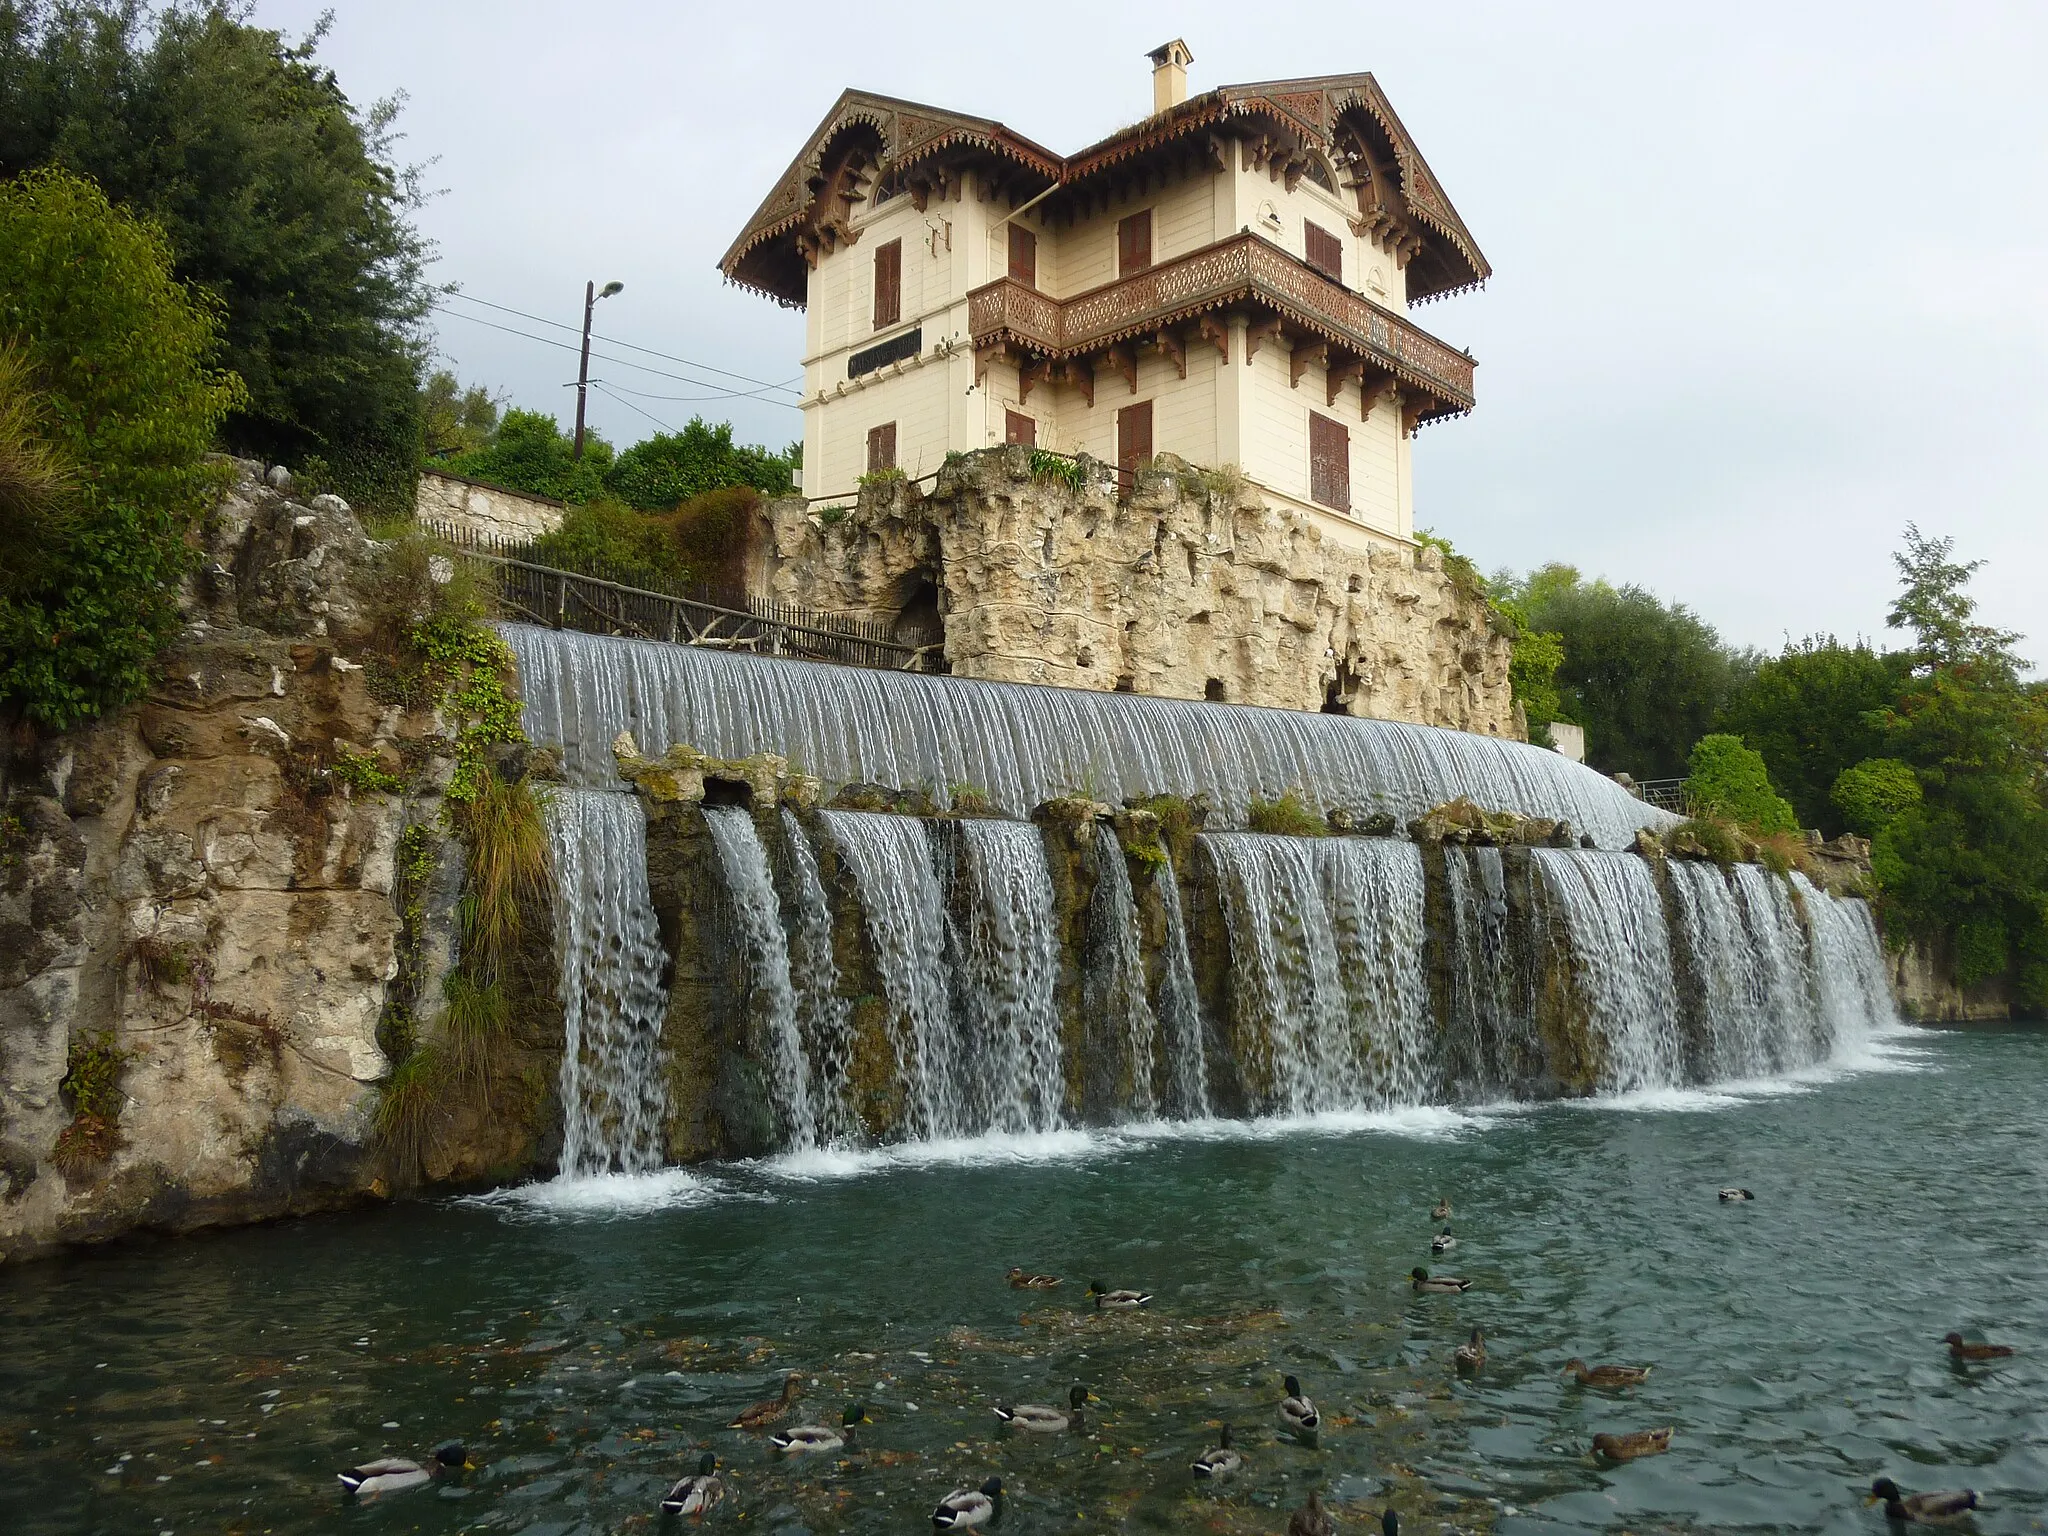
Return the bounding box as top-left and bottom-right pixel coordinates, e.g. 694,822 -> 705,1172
1062,358 -> 1095,408
1289,339 -> 1328,390
1019,355 -> 1053,404
1400,392 -> 1428,438
1101,344 -> 1138,395
1154,329 -> 1187,380
1198,314 -> 1231,363
1359,370 -> 1395,421
1244,314 -> 1284,363
1326,354 -> 1365,407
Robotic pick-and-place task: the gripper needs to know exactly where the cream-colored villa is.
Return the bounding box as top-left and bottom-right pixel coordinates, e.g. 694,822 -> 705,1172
720,42 -> 1488,551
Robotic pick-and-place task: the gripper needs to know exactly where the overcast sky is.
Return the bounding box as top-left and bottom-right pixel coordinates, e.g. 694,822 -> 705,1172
261,1 -> 2044,664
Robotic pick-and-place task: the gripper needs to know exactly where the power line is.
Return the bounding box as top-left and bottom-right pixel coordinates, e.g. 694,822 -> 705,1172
589,382 -> 676,435
441,290 -> 803,396
432,304 -> 801,408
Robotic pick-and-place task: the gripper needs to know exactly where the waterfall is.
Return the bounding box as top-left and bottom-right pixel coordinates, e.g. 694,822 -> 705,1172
543,788 -> 670,1176
1799,876 -> 1899,1048
1155,852 -> 1210,1119
1441,846 -> 1529,1100
1202,834 -> 1431,1114
780,810 -> 859,1144
819,812 -> 958,1141
949,820 -> 1066,1134
501,623 -> 1675,847
1084,830 -> 1161,1120
702,808 -> 815,1148
1531,850 -> 1685,1093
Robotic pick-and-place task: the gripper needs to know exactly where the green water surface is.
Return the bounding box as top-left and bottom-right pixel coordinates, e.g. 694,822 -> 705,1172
2,1026 -> 2042,1535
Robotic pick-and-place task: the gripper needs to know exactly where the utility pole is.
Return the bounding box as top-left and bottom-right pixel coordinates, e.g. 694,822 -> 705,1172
573,279 -> 624,459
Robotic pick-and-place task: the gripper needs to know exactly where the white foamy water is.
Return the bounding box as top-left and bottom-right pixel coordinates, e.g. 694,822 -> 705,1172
461,1168 -> 725,1218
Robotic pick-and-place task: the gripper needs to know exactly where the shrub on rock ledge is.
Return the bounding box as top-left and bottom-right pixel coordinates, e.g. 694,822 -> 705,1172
1683,734 -> 1799,836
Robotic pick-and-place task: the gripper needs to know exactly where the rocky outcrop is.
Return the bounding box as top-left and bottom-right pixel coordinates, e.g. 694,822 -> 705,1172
0,462 -> 464,1261
756,446 -> 1520,736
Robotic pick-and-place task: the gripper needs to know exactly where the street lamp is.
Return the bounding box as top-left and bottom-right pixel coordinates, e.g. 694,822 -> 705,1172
573,279 -> 625,459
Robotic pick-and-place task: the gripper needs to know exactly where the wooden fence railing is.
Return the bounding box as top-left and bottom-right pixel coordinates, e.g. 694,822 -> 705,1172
421,521 -> 938,671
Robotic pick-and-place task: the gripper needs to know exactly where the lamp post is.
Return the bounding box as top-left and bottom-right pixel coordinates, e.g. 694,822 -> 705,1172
573,279 -> 624,459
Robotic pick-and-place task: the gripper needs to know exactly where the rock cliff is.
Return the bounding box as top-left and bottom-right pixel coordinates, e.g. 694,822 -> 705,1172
757,447 -> 1520,735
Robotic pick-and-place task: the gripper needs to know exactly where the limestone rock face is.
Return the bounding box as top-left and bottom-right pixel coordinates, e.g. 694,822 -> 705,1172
0,462 -> 454,1260
757,447 -> 1520,737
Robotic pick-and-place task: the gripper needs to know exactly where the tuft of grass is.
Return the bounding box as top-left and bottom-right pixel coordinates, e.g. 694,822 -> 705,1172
50,1032 -> 131,1174
0,343 -> 77,599
374,1045 -> 446,1175
441,972 -> 510,1092
1752,828 -> 1819,881
1028,449 -> 1087,494
1246,790 -> 1329,838
129,934 -> 196,995
456,771 -> 552,983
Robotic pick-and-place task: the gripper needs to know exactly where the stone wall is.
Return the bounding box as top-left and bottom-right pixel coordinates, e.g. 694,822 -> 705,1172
416,468 -> 564,542
754,446 -> 1521,736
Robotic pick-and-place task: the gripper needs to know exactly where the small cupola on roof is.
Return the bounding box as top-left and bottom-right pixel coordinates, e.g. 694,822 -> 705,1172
1148,39 -> 1193,114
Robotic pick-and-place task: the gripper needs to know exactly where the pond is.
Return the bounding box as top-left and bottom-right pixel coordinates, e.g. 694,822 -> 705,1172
2,1024 -> 2040,1535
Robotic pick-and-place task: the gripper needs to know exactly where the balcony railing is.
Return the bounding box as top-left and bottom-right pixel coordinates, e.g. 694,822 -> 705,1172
968,231 -> 1475,410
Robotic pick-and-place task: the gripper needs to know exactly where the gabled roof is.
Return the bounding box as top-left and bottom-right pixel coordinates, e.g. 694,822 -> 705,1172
720,73 -> 1489,309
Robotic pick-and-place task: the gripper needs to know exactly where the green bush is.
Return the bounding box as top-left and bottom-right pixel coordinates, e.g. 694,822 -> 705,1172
439,408 -> 612,504
529,497 -> 688,589
1716,636 -> 1906,833
1247,790 -> 1328,837
0,168 -> 242,728
1954,916 -> 2009,987
671,486 -> 761,595
1683,734 -> 1799,835
0,342 -> 76,599
1830,757 -> 1921,836
604,418 -> 796,510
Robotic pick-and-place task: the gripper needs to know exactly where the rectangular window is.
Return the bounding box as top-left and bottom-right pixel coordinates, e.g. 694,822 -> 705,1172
1004,409 -> 1036,448
1007,224 -> 1037,288
872,238 -> 902,330
867,422 -> 897,474
1116,400 -> 1153,494
1305,221 -> 1343,284
1309,411 -> 1350,511
1117,209 -> 1153,278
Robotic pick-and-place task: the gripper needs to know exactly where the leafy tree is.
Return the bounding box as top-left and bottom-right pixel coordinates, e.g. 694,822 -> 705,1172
1683,734 -> 1799,834
438,408 -> 612,504
1867,526 -> 2048,1002
603,417 -> 798,511
421,369 -> 501,460
1716,637 -> 1908,834
0,342 -> 75,598
0,0 -> 432,511
0,167 -> 241,727
1830,758 -> 1920,837
1482,578 -> 1564,745
529,498 -> 685,590
1503,563 -> 1753,779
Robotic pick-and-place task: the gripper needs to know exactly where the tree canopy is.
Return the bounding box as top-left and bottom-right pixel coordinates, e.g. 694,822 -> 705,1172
0,0 -> 433,511
0,167 -> 241,727
1715,637 -> 1908,834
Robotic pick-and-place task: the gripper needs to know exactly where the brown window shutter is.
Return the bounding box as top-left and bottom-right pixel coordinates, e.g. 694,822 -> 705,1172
1007,224 -> 1037,287
867,421 -> 897,474
1116,400 -> 1153,494
1117,209 -> 1153,277
1309,411 -> 1350,510
1305,222 -> 1343,284
873,239 -> 902,329
1004,409 -> 1036,448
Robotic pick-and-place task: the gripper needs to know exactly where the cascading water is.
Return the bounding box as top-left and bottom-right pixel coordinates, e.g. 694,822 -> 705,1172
702,807 -> 815,1148
1084,830 -> 1161,1120
543,788 -> 670,1176
1799,874 -> 1896,1052
1154,852 -> 1211,1120
1531,850 -> 1685,1093
780,810 -> 858,1145
947,820 -> 1066,1135
1441,846 -> 1531,1100
1202,834 -> 1432,1114
502,623 -> 1674,847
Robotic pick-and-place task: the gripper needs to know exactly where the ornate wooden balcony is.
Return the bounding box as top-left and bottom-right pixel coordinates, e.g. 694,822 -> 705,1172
969,231 -> 1474,423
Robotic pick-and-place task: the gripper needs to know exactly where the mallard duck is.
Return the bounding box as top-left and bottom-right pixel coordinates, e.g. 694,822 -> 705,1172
1718,1187 -> 1754,1202
1432,1228 -> 1458,1255
1007,1266 -> 1062,1290
1563,1358 -> 1651,1389
1289,1489 -> 1336,1536
1868,1477 -> 1981,1524
1431,1197 -> 1451,1222
1089,1280 -> 1152,1310
337,1440 -> 469,1499
661,1452 -> 723,1516
1944,1331 -> 2014,1361
1191,1423 -> 1241,1479
1412,1267 -> 1472,1293
771,1401 -> 867,1454
995,1383 -> 1089,1433
1592,1427 -> 1672,1462
1455,1327 -> 1486,1373
931,1475 -> 1003,1529
1279,1374 -> 1319,1439
732,1372 -> 802,1429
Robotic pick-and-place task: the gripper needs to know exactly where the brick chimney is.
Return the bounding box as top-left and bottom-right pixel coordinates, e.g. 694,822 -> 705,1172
1148,38 -> 1194,115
